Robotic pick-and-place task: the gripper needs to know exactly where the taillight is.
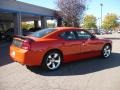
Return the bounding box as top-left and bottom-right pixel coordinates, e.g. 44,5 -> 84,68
21,40 -> 31,50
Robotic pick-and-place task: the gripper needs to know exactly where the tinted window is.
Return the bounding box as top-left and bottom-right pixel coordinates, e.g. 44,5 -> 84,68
31,28 -> 55,38
60,31 -> 76,40
76,30 -> 91,40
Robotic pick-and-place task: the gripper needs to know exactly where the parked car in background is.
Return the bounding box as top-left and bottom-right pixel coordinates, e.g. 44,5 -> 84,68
88,29 -> 96,35
5,28 -> 14,41
10,27 -> 112,71
0,28 -> 35,41
106,30 -> 112,34
87,29 -> 105,35
118,30 -> 120,33
0,28 -> 14,41
29,27 -> 41,32
0,31 -> 6,40
99,29 -> 106,35
22,29 -> 33,36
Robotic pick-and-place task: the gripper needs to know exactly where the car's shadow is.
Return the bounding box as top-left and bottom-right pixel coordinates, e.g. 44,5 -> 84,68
27,52 -> 120,76
0,42 -> 13,66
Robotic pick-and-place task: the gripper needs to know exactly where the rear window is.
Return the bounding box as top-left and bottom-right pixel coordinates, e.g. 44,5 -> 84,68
30,28 -> 55,38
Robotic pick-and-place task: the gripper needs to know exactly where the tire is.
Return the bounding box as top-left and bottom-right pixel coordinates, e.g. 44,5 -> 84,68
102,44 -> 111,58
41,50 -> 62,71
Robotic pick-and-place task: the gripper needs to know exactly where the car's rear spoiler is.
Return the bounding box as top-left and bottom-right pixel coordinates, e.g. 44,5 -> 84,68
14,35 -> 27,39
14,35 -> 34,41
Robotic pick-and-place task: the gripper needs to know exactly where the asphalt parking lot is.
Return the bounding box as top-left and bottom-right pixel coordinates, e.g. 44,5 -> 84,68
0,33 -> 120,90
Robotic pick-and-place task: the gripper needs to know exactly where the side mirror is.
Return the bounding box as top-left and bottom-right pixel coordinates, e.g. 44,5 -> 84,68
90,35 -> 96,39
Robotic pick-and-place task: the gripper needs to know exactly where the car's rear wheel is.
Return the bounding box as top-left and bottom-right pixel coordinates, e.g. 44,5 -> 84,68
42,51 -> 62,71
102,44 -> 111,58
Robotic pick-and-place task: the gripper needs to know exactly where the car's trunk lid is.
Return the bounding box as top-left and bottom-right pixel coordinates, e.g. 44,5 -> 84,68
12,35 -> 34,50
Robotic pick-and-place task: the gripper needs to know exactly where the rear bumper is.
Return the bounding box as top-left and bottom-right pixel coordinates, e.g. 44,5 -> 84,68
10,45 -> 44,66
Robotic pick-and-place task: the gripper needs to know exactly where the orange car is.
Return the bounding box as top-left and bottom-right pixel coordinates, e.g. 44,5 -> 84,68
10,27 -> 112,70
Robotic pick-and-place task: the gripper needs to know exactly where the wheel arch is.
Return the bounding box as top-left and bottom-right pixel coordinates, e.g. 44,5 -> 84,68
41,48 -> 64,70
101,43 -> 112,58
43,48 -> 64,61
103,43 -> 112,49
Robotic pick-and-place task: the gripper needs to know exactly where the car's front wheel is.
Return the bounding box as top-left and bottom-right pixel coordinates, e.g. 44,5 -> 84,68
42,51 -> 62,71
102,44 -> 111,58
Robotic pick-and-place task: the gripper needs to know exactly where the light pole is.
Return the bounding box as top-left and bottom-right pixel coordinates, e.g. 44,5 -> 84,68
100,3 -> 103,29
97,18 -> 101,29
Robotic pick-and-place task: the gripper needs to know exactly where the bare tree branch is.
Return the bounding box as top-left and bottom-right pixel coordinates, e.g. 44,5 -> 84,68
56,0 -> 86,27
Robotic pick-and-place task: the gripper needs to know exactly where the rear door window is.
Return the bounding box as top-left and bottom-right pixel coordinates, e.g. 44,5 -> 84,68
60,31 -> 76,40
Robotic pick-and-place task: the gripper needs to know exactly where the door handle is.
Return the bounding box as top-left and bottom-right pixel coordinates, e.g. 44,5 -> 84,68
82,41 -> 86,46
82,43 -> 85,46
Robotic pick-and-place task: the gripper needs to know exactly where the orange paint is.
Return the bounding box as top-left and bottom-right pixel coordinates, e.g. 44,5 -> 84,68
10,27 -> 112,66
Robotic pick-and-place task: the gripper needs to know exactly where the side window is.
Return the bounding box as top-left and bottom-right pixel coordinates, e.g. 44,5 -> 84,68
76,30 -> 91,40
60,31 -> 76,40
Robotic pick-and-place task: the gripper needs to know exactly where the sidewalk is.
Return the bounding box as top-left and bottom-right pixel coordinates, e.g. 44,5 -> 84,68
96,33 -> 120,40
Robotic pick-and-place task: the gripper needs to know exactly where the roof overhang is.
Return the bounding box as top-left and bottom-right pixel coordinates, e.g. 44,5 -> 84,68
0,0 -> 55,17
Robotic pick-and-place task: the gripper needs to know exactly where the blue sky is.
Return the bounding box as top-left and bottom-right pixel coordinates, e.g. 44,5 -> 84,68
18,0 -> 120,19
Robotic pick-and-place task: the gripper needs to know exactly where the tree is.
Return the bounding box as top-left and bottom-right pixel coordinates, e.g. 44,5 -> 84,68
56,0 -> 86,27
22,22 -> 34,30
82,15 -> 97,29
102,13 -> 118,30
